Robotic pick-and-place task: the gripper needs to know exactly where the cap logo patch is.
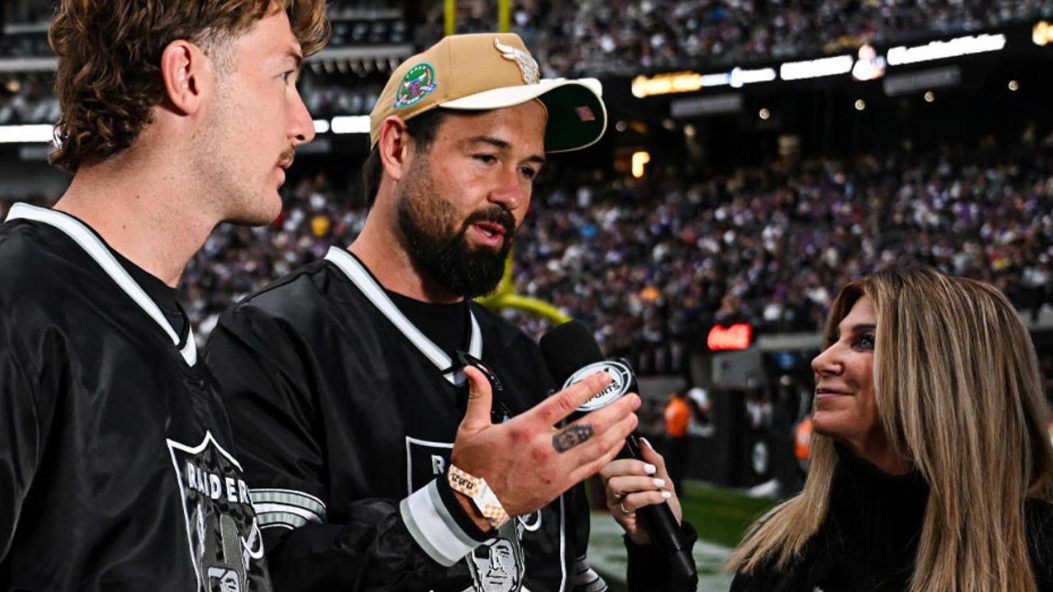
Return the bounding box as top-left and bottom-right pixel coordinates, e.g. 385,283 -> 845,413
575,106 -> 596,122
495,38 -> 540,85
394,62 -> 438,109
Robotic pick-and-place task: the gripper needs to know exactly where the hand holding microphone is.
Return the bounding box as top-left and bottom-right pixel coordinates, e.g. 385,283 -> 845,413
540,321 -> 699,588
600,437 -> 683,546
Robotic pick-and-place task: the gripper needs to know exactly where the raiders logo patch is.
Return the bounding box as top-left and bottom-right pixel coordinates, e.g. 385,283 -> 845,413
167,431 -> 270,591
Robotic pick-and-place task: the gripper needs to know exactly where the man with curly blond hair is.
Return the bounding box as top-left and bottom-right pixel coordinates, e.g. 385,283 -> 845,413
0,1 -> 328,590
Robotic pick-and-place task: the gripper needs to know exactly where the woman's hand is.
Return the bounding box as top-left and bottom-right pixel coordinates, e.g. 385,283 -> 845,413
598,438 -> 683,545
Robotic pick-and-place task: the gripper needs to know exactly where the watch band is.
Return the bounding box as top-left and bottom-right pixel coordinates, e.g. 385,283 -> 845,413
447,464 -> 510,529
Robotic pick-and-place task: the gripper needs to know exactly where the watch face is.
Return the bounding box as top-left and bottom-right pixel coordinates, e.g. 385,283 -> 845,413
562,360 -> 633,412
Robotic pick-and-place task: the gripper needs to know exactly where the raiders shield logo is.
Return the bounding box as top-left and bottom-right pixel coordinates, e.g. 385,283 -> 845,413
167,431 -> 270,592
405,436 -> 454,494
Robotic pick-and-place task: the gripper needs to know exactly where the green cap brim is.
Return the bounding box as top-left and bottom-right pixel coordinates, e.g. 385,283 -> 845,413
539,84 -> 608,153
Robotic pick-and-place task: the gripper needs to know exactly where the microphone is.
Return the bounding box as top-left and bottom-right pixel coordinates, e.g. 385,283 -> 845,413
540,321 -> 698,587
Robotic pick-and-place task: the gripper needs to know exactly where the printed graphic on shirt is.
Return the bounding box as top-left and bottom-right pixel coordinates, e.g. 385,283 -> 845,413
406,436 -> 454,495
404,436 -> 541,529
468,521 -> 526,592
168,431 -> 270,592
406,436 -> 533,592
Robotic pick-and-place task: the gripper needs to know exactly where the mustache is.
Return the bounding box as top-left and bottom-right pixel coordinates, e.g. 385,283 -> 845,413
277,147 -> 296,168
463,207 -> 516,237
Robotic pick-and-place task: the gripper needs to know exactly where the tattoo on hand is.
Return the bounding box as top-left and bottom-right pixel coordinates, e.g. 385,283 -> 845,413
552,424 -> 594,453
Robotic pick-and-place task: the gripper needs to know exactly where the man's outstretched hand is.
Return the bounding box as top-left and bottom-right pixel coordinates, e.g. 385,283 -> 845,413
450,366 -> 640,530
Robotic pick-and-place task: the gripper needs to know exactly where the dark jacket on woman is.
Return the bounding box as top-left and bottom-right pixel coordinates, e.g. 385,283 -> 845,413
731,445 -> 1053,592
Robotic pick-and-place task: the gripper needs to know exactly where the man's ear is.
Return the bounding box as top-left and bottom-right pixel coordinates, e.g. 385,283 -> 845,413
159,40 -> 212,116
377,116 -> 416,182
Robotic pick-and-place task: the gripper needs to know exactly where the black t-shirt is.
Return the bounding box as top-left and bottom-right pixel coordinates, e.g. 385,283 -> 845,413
385,289 -> 468,358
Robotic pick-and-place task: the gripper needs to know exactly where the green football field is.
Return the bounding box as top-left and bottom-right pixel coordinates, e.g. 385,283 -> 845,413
587,481 -> 778,592
678,481 -> 779,548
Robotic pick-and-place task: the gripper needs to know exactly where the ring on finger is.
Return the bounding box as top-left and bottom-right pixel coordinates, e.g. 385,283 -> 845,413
612,491 -> 625,503
619,501 -> 632,515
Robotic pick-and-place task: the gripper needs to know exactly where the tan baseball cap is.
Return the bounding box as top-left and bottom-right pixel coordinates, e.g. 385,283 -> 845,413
369,33 -> 607,154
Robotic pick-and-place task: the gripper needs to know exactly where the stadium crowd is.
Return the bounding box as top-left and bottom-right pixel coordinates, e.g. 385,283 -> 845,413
4,0 -> 1049,129
506,133 -> 1053,365
4,0 -> 1050,77
0,30 -> 51,60
141,132 -> 1053,364
301,76 -> 381,119
5,132 -> 1053,368
420,0 -> 1053,75
11,131 -> 1053,362
0,74 -> 58,126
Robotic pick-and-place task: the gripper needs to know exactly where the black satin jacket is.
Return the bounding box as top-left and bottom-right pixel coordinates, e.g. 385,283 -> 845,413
205,252 -> 605,592
0,213 -> 271,591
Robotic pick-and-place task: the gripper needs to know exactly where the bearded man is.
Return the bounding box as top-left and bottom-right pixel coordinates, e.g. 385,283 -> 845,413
205,33 -> 692,592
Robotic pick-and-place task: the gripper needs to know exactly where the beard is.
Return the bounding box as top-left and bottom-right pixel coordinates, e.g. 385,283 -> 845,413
395,157 -> 517,299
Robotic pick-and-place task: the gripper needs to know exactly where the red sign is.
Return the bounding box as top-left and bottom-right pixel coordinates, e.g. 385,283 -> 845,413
707,323 -> 752,351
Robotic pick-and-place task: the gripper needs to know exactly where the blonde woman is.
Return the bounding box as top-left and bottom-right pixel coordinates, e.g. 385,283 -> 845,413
726,267 -> 1053,591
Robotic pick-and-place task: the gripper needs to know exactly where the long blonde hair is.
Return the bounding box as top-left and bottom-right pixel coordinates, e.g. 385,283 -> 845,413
728,267 -> 1053,591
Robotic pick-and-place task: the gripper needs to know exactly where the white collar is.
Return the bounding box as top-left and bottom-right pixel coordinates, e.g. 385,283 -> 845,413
324,247 -> 482,385
5,203 -> 198,366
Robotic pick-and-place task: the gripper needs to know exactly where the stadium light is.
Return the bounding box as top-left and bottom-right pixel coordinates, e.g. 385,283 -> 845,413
887,33 -> 1006,66
1034,21 -> 1053,46
631,71 -> 703,98
854,99 -> 866,111
700,74 -> 732,87
758,108 -> 771,120
779,55 -> 853,81
0,124 -> 54,144
313,119 -> 330,134
1009,80 -> 1020,92
330,116 -> 370,134
924,91 -> 936,103
729,67 -> 777,88
631,151 -> 650,178
629,70 -> 732,98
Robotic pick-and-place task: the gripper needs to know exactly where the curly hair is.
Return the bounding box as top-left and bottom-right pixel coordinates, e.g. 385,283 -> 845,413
48,0 -> 330,172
